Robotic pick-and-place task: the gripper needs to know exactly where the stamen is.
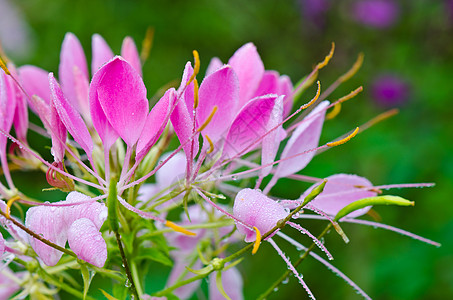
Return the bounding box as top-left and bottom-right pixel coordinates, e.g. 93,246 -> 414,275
140,27 -> 155,63
316,42 -> 335,70
5,196 -> 20,218
0,56 -> 10,75
252,226 -> 262,254
337,86 -> 363,104
325,103 -> 341,120
338,53 -> 364,83
197,105 -> 218,132
187,50 -> 200,85
300,81 -> 321,110
327,127 -> 359,147
360,108 -> 399,132
193,78 -> 199,108
205,135 -> 214,154
165,220 -> 197,236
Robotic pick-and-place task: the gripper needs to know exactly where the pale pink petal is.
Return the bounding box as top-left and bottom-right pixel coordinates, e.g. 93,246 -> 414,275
170,98 -> 199,161
197,65 -> 239,144
274,101 -> 329,178
68,218 -> 107,267
205,57 -> 223,76
209,267 -> 244,300
228,43 -> 265,109
91,34 -> 114,74
63,191 -> 107,230
0,73 -> 16,158
233,188 -> 287,242
304,174 -> 376,218
72,66 -> 91,122
6,65 -> 28,142
136,88 -> 176,160
90,57 -> 148,147
222,94 -> 278,160
49,73 -> 93,159
59,33 -> 89,114
261,96 -> 284,177
0,268 -> 21,299
121,36 -> 142,77
155,152 -> 187,189
0,232 -> 5,256
25,205 -> 66,266
167,258 -> 202,299
18,65 -> 51,106
279,75 -> 293,117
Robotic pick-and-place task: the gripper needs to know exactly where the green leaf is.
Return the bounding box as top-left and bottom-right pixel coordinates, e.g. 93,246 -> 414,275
216,271 -> 231,300
135,247 -> 173,266
80,263 -> 93,300
112,283 -> 128,300
300,180 -> 327,207
334,195 -> 414,222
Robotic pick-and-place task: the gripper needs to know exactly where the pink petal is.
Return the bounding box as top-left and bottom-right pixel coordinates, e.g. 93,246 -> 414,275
63,191 -> 107,230
209,267 -> 244,300
121,36 -> 142,77
0,268 -> 21,299
222,94 -> 278,160
261,95 -> 284,177
205,57 -> 223,76
233,188 -> 287,242
49,73 -> 93,159
305,174 -> 376,218
177,62 -> 195,111
228,43 -> 265,109
68,218 -> 107,267
72,66 -> 91,122
8,64 -> 28,143
253,70 -> 280,98
59,33 -> 89,115
0,73 -> 16,154
91,34 -> 114,74
167,258 -> 202,299
90,57 -> 148,147
197,65 -> 239,144
279,75 -> 293,117
274,101 -> 329,178
18,65 -> 51,107
136,88 -> 176,160
25,205 -> 66,266
170,97 -> 199,161
0,232 -> 5,256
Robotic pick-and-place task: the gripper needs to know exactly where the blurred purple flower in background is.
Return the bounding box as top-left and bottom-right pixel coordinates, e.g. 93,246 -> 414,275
351,0 -> 399,29
371,74 -> 410,107
299,0 -> 330,29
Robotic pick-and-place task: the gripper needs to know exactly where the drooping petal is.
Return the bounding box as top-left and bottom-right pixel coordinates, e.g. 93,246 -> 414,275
49,73 -> 93,159
261,96 -> 284,177
18,65 -> 51,106
25,205 -> 66,266
304,174 -> 377,218
59,33 -> 89,116
209,267 -> 244,300
90,56 -> 149,147
136,88 -> 176,160
205,57 -> 223,76
274,101 -> 329,178
63,191 -> 107,230
197,65 -> 239,144
233,188 -> 287,242
222,94 -> 278,160
228,43 -> 265,109
68,218 -> 107,267
121,36 -> 142,77
91,34 -> 114,74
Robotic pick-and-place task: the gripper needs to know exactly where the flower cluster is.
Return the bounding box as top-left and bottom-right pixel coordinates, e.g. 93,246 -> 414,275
0,32 -> 439,299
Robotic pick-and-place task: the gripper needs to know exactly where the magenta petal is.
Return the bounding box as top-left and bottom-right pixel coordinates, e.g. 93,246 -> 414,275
228,43 -> 265,108
275,101 -> 329,178
197,65 -> 239,143
0,232 -> 5,256
25,205 -> 66,266
0,73 -> 16,153
305,174 -> 377,218
18,65 -> 51,107
90,57 -> 149,147
222,94 -> 278,160
91,34 -> 114,74
59,33 -> 89,114
12,73 -> 29,142
121,36 -> 142,77
136,88 -> 176,160
209,267 -> 244,300
49,73 -> 93,159
177,62 -> 195,111
68,218 -> 107,267
233,188 -> 287,242
205,57 -> 223,76
253,70 -> 280,98
279,75 -> 293,117
261,96 -> 284,177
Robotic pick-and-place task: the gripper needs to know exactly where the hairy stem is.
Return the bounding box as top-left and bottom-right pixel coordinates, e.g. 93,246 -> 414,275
115,231 -> 140,300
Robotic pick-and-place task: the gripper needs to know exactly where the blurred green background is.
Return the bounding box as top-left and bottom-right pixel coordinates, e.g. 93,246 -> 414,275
2,0 -> 452,299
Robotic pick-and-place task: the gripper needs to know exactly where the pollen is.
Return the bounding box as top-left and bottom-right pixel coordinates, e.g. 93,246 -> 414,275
252,226 -> 262,255
6,195 -> 20,219
339,53 -> 364,83
326,103 -> 341,120
193,78 -> 199,108
187,50 -> 200,86
166,220 -> 197,236
205,135 -> 214,154
316,42 -> 335,69
327,127 -> 359,147
140,27 -> 154,62
0,56 -> 10,75
301,81 -> 321,110
337,86 -> 363,104
197,105 -> 218,132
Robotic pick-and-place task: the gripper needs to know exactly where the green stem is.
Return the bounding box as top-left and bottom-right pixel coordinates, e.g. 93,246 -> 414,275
130,260 -> 144,297
257,223 -> 333,300
153,273 -> 211,297
115,231 -> 140,300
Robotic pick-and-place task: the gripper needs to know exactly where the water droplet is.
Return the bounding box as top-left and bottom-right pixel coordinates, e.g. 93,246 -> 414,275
273,287 -> 279,292
282,277 -> 289,284
125,279 -> 131,288
232,176 -> 237,181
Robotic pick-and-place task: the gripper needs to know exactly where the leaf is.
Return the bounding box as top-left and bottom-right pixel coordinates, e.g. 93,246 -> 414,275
334,196 -> 414,222
100,289 -> 119,300
216,271 -> 231,300
135,247 -> 173,266
80,264 -> 92,300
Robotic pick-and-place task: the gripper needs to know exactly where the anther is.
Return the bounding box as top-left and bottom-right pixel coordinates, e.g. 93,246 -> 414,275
187,50 -> 200,86
339,53 -> 364,83
337,86 -> 363,104
326,103 -> 341,120
300,81 -> 321,110
197,106 -> 218,132
5,195 -> 20,219
165,220 -> 196,236
193,78 -> 199,108
327,127 -> 359,147
140,27 -> 155,63
0,56 -> 10,75
205,135 -> 214,154
252,226 -> 262,254
316,42 -> 335,70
